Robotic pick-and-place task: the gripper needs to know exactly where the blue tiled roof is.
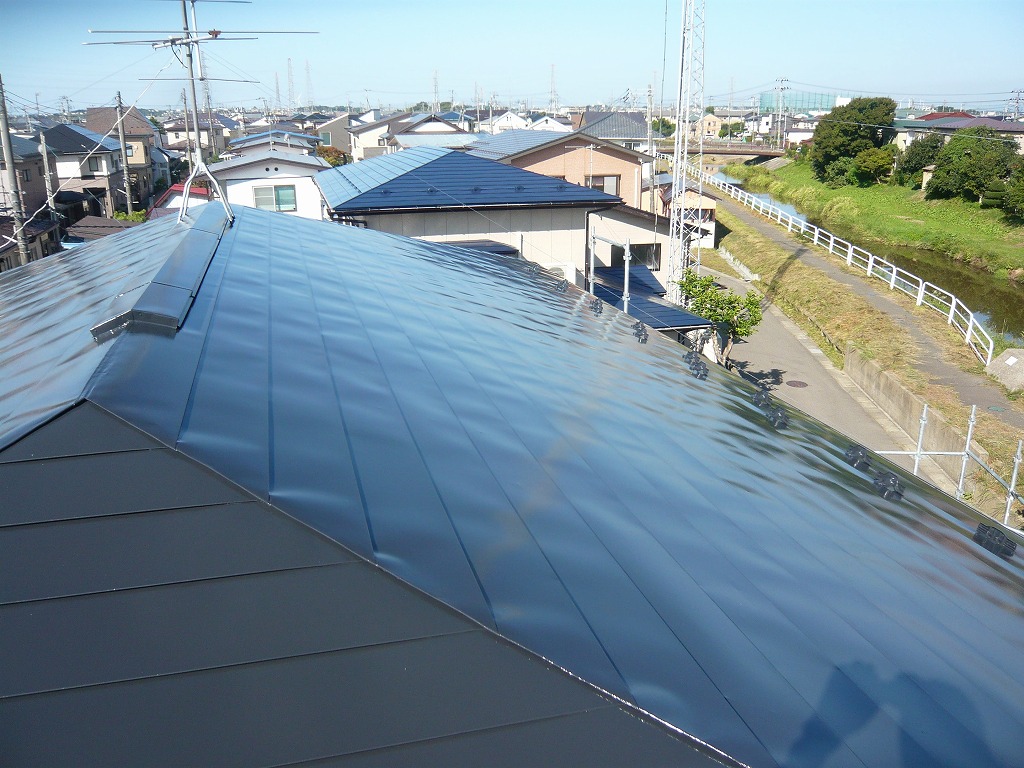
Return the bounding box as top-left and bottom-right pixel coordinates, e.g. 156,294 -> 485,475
317,147 -> 620,213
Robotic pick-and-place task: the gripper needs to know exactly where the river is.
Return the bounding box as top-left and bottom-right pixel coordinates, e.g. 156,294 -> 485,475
712,172 -> 1024,345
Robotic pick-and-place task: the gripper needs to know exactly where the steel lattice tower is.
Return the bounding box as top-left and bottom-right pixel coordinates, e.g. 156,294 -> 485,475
667,0 -> 706,304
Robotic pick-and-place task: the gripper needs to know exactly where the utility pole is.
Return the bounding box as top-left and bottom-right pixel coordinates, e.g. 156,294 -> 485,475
1011,89 -> 1023,120
774,77 -> 789,148
646,83 -> 655,216
39,130 -> 57,225
0,73 -> 32,266
115,91 -> 134,214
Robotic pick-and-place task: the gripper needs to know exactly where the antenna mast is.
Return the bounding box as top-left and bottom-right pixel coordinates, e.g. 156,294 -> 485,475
667,0 -> 706,304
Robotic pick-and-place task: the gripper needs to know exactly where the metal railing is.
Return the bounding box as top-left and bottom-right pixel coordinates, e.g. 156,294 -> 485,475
876,403 -> 1023,526
689,166 -> 996,365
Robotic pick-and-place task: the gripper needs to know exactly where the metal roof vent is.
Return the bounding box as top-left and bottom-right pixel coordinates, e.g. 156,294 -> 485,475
555,278 -> 568,293
973,523 -> 1017,559
591,298 -> 603,316
632,321 -> 649,344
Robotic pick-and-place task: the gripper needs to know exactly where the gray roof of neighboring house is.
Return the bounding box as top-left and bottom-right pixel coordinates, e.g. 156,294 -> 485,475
465,130 -> 651,163
3,204 -> 1024,766
85,106 -> 156,138
228,130 -> 321,148
578,112 -> 649,141
317,146 -> 619,213
348,112 -> 414,136
40,123 -> 121,155
63,215 -> 141,242
464,130 -> 571,160
4,134 -> 45,161
388,133 -> 480,150
208,149 -> 329,173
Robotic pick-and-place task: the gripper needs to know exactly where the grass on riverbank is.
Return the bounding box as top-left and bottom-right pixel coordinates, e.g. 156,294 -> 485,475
713,206 -> 1024,522
724,161 -> 1024,280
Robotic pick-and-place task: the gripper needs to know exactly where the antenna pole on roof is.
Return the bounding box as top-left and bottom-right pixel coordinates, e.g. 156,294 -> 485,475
172,0 -> 233,224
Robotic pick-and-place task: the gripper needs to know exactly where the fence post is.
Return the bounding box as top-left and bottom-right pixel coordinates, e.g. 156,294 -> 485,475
812,228 -> 820,246
913,404 -> 928,476
1005,440 -> 1022,526
846,242 -> 854,266
956,405 -> 976,500
965,314 -> 975,348
867,253 -> 874,277
827,234 -> 835,254
916,282 -> 926,307
947,299 -> 956,325
889,267 -> 897,290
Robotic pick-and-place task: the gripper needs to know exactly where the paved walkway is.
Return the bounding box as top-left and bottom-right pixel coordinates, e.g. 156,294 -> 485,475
715,196 -> 1024,434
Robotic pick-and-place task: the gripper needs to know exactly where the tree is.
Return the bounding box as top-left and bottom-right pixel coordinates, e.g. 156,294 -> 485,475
852,145 -> 897,185
316,145 -> 348,167
651,117 -> 675,137
678,269 -> 763,365
808,97 -> 897,179
1003,167 -> 1024,218
894,132 -> 943,185
925,127 -> 1018,202
718,121 -> 744,139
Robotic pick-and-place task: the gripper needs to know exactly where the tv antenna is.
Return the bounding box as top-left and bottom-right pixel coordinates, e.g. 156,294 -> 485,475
87,0 -> 317,224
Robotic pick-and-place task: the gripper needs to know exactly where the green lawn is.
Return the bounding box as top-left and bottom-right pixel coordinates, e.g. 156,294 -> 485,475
723,161 -> 1024,279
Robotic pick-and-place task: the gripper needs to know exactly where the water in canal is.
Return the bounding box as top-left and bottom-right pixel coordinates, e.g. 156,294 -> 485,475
712,172 -> 1024,345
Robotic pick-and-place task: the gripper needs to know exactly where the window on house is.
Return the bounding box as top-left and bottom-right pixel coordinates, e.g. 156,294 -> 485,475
19,168 -> 30,182
126,145 -> 134,157
610,243 -> 661,271
586,175 -> 620,196
87,157 -> 100,172
319,131 -> 331,144
253,185 -> 297,212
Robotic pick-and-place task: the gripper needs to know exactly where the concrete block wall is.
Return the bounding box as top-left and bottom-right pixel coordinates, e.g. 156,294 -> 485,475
844,346 -> 988,488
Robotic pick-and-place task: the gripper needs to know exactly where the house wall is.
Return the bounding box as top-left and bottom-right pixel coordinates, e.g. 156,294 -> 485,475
220,172 -> 324,220
0,155 -> 54,217
590,208 -> 676,288
509,144 -> 643,208
360,207 -> 589,285
54,152 -> 124,216
317,117 -> 352,154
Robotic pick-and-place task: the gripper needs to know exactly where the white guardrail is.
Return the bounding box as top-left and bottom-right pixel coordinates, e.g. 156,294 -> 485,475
689,166 -> 996,365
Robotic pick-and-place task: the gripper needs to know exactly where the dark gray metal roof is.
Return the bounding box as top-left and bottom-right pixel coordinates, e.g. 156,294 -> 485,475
316,147 -> 619,213
40,123 -> 121,155
2,205 -> 1024,767
0,402 -> 722,767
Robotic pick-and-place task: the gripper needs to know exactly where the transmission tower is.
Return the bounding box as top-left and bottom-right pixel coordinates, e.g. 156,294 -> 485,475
668,0 -> 706,304
432,71 -> 440,114
549,65 -> 558,114
305,60 -> 314,111
287,58 -> 295,114
274,73 -> 281,113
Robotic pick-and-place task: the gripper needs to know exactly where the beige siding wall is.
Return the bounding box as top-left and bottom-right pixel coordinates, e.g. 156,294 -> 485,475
363,208 -> 589,285
511,145 -> 644,208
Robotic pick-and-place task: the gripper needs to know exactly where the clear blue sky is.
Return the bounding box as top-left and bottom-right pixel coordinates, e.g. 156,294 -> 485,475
2,0 -> 1022,115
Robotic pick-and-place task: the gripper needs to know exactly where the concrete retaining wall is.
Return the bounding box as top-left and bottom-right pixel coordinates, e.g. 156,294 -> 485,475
845,346 -> 988,487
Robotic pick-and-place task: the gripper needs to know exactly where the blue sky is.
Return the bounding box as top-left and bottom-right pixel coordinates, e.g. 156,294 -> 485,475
2,0 -> 1022,115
